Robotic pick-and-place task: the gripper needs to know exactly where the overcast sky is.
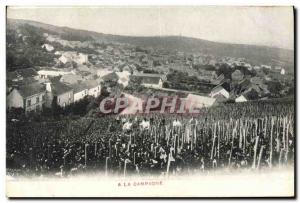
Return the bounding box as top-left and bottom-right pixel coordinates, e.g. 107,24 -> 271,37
7,6 -> 294,50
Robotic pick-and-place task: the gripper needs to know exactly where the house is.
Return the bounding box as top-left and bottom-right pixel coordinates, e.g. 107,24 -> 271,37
59,55 -> 70,64
60,74 -> 84,85
77,71 -> 96,80
235,95 -> 248,103
37,68 -> 73,79
253,66 -> 261,70
185,94 -> 218,109
210,86 -> 230,99
72,83 -> 89,102
58,52 -> 89,65
54,51 -> 63,55
41,44 -> 54,52
132,73 -> 166,89
261,65 -> 272,69
197,69 -> 218,81
7,82 -> 46,113
83,80 -> 101,98
45,80 -> 74,108
273,67 -> 286,75
97,68 -> 113,78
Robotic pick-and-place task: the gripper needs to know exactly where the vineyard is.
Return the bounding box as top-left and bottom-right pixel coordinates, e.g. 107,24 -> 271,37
6,98 -> 295,177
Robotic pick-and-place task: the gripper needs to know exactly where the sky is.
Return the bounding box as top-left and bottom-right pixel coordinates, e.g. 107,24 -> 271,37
7,6 -> 294,50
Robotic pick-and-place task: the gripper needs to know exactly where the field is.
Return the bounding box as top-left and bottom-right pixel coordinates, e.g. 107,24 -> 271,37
6,98 -> 295,177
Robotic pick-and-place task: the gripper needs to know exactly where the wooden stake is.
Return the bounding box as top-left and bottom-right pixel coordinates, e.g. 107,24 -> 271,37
95,142 -> 97,156
109,139 -> 112,158
269,117 -> 274,168
252,136 -> 259,169
124,159 -> 128,178
85,143 -> 88,167
279,148 -> 284,167
210,124 -> 216,160
285,121 -> 290,163
257,145 -> 265,169
105,157 -> 109,176
276,118 -> 280,153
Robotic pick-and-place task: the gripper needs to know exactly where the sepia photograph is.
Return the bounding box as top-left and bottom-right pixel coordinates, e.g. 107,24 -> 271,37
5,6 -> 295,197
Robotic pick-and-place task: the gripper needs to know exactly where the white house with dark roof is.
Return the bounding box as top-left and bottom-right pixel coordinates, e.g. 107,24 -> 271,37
37,68 -> 73,79
132,73 -> 166,89
83,80 -> 101,98
45,80 -> 74,108
235,95 -> 248,103
72,83 -> 89,102
7,82 -> 46,113
210,86 -> 230,99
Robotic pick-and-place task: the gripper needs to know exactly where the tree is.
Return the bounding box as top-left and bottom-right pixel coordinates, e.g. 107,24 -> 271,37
266,81 -> 283,97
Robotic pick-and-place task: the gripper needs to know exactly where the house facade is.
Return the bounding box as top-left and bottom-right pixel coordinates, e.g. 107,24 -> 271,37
7,83 -> 46,113
84,80 -> 101,98
210,86 -> 230,99
73,83 -> 89,102
235,95 -> 248,103
132,73 -> 166,89
45,81 -> 74,108
38,69 -> 73,79
72,80 -> 101,102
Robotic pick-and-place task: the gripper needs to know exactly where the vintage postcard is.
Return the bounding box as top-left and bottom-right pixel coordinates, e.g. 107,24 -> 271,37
6,6 -> 295,197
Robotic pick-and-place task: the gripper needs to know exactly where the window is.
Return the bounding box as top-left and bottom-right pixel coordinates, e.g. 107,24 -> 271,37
42,95 -> 45,101
36,96 -> 40,103
58,97 -> 60,103
36,105 -> 40,111
27,99 -> 31,107
69,93 -> 71,99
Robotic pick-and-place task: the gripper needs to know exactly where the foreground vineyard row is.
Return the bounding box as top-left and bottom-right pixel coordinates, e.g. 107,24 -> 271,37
7,100 -> 294,177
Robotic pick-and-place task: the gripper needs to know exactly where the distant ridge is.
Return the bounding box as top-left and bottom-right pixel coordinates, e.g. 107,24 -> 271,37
7,18 -> 294,70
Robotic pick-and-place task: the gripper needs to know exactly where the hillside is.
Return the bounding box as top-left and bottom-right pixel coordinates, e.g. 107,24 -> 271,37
7,18 -> 294,71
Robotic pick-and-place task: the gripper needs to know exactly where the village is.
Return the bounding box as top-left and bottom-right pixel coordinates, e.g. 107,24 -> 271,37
6,29 -> 294,115
4,6 -> 296,199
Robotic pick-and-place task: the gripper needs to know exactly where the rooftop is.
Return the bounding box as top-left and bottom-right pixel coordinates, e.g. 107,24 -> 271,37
51,81 -> 73,96
16,82 -> 45,98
